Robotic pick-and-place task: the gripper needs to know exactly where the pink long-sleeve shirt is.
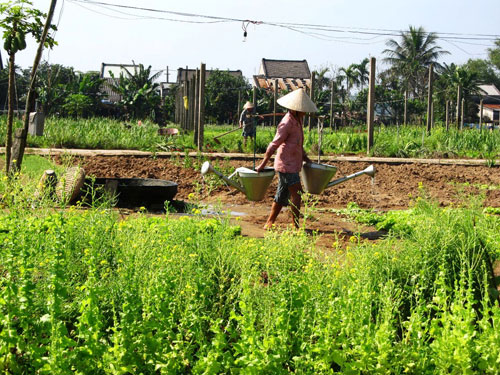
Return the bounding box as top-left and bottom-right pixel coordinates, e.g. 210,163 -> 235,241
265,112 -> 306,173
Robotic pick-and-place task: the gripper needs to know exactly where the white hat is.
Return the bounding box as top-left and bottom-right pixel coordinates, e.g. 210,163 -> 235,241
277,88 -> 318,113
243,101 -> 254,109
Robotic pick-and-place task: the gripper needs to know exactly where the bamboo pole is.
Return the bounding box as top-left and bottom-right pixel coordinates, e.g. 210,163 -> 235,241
403,90 -> 408,126
456,85 -> 461,128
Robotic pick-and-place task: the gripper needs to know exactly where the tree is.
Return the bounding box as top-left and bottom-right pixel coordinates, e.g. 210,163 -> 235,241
462,58 -> 500,88
111,63 -> 162,120
0,0 -> 56,173
488,39 -> 500,71
383,26 -> 449,98
355,58 -> 370,90
205,70 -> 249,124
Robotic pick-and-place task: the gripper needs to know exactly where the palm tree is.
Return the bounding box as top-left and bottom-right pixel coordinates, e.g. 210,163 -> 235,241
339,64 -> 360,99
355,58 -> 370,90
383,26 -> 449,98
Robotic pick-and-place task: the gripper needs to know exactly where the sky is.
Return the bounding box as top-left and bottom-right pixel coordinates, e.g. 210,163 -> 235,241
10,0 -> 500,82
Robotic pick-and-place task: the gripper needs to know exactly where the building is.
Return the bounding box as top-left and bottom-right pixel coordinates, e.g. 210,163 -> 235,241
252,58 -> 312,92
478,84 -> 500,124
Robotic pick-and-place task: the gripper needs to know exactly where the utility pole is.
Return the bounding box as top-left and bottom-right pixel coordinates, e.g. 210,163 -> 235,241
366,57 -> 376,154
426,64 -> 434,134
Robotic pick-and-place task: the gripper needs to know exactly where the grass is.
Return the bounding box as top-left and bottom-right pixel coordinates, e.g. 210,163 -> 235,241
0,162 -> 500,372
2,116 -> 499,159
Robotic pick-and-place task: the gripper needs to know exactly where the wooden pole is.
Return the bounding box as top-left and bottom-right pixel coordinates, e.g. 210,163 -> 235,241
479,99 -> 483,131
252,86 -> 257,108
273,79 -> 278,128
308,71 -> 315,131
367,57 -> 376,153
237,90 -> 241,126
329,80 -> 335,131
194,69 -> 200,141
190,76 -> 196,130
403,90 -> 408,126
460,98 -> 465,130
426,64 -> 434,134
445,100 -> 450,131
456,85 -> 461,128
197,63 -> 206,150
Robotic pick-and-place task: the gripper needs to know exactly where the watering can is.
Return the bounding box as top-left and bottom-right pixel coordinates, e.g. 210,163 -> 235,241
201,161 -> 275,201
301,162 -> 376,195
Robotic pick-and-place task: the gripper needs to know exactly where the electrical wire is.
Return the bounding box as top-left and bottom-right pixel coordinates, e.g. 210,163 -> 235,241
68,0 -> 500,44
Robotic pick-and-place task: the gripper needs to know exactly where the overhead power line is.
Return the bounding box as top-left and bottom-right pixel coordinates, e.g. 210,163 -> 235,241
68,0 -> 500,46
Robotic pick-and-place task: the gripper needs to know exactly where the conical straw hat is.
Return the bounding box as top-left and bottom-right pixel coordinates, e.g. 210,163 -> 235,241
277,88 -> 318,113
243,101 -> 254,109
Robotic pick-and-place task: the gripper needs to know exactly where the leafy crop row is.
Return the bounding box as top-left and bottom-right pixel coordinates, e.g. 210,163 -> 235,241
0,192 -> 499,373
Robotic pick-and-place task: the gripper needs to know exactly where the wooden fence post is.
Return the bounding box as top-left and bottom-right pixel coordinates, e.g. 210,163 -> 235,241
194,69 -> 200,142
426,64 -> 434,134
445,100 -> 450,131
273,79 -> 278,128
456,85 -> 461,128
197,63 -> 206,150
403,90 -> 408,125
460,98 -> 465,130
367,57 -> 376,153
329,80 -> 335,131
308,71 -> 315,131
479,99 -> 483,131
237,90 -> 241,126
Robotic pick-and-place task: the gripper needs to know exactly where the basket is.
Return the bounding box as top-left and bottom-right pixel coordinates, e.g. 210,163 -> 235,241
56,166 -> 86,204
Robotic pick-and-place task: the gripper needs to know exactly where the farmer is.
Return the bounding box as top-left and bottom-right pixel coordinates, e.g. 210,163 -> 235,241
239,101 -> 256,147
255,88 -> 318,229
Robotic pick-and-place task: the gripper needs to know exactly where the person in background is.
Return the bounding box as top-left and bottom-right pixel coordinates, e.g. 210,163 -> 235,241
239,101 -> 256,147
255,89 -> 318,229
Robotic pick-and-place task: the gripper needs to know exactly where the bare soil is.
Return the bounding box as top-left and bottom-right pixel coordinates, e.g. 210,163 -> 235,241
69,155 -> 500,247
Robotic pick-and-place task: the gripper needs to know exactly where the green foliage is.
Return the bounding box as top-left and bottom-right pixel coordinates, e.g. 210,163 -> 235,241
0,187 -> 499,372
205,70 -> 250,124
110,63 -> 162,121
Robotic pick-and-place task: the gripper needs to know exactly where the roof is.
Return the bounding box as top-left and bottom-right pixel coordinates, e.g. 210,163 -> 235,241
259,58 -> 311,79
100,63 -> 138,78
479,84 -> 500,96
176,68 -> 243,83
254,58 -> 312,92
484,104 -> 500,110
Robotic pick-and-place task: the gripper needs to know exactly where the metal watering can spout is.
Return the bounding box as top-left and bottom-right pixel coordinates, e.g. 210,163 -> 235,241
301,162 -> 376,195
201,161 -> 275,201
326,164 -> 376,189
201,161 -> 246,194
